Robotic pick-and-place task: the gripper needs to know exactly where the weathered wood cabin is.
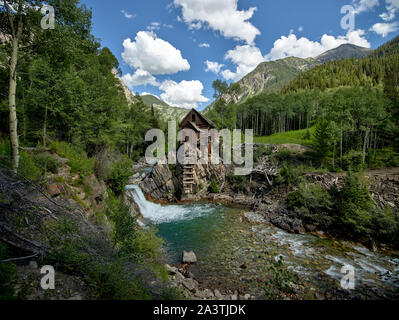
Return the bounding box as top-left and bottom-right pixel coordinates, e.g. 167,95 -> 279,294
179,109 -> 215,196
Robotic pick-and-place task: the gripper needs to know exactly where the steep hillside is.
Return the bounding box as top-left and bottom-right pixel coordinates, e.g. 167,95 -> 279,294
281,36 -> 399,94
370,34 -> 399,58
141,94 -> 189,122
233,57 -> 318,102
206,43 -> 373,109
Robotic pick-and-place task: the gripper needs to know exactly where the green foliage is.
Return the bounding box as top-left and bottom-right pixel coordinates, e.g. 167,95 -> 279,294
106,156 -> 132,195
312,118 -> 333,163
227,174 -> 249,193
209,179 -> 220,193
372,207 -> 399,247
333,172 -> 374,239
254,127 -> 315,146
285,172 -> 399,248
264,256 -> 297,299
33,154 -> 60,174
276,148 -> 292,161
367,149 -> 399,169
341,150 -> 364,172
105,192 -> 164,262
254,145 -> 273,163
287,182 -> 334,228
0,243 -> 16,300
49,141 -> 94,176
205,98 -> 236,130
212,79 -> 228,98
19,152 -> 43,181
371,35 -> 399,58
275,162 -> 301,186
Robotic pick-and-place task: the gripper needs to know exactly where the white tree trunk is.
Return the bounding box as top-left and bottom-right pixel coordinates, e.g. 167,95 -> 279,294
9,36 -> 20,172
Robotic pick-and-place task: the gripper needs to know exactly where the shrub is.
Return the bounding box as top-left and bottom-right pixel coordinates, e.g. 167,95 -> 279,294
227,174 -> 249,193
33,153 -> 60,174
368,149 -> 399,169
341,150 -> 364,172
372,207 -> 399,247
276,148 -> 292,161
107,156 -> 133,195
254,145 -> 273,163
19,152 -> 42,181
333,172 -> 374,239
49,141 -> 94,177
287,182 -> 334,228
275,162 -> 300,186
209,179 -> 220,193
303,129 -> 312,141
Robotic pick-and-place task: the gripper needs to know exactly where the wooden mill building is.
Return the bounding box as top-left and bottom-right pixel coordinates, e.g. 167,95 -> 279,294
179,109 -> 215,195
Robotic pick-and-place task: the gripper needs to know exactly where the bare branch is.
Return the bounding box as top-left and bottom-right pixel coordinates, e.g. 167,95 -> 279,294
0,252 -> 39,264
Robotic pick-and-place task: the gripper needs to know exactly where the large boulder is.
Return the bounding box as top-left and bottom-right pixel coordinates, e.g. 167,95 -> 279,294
182,250 -> 197,264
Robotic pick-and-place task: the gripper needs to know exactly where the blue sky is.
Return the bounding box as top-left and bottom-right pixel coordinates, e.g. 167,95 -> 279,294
80,0 -> 399,110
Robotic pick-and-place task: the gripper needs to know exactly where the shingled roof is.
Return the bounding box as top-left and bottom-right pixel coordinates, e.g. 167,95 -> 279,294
179,108 -> 216,129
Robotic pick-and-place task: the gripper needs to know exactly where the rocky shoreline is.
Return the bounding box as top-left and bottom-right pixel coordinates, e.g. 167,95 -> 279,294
137,156 -> 399,241
127,151 -> 399,300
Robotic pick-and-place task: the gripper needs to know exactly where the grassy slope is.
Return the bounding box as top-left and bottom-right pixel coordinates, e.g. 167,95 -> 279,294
254,127 -> 315,147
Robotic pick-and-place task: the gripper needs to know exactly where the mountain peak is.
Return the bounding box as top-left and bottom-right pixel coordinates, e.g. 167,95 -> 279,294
315,43 -> 372,63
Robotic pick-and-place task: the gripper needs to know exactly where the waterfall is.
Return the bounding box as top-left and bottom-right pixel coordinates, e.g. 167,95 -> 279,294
126,184 -> 215,224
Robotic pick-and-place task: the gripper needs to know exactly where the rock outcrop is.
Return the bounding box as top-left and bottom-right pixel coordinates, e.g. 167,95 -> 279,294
140,155 -> 226,202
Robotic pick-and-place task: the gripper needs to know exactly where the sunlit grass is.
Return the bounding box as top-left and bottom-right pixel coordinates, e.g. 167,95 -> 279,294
253,127 -> 315,146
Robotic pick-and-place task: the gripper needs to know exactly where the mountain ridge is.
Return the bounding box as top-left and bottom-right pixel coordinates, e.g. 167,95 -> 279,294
206,43 -> 374,110
141,94 -> 189,121
114,72 -> 189,122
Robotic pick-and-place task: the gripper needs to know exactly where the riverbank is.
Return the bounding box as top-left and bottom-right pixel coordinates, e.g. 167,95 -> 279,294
127,181 -> 399,300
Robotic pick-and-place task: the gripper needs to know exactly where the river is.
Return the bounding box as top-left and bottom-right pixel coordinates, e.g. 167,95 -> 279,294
127,184 -> 399,299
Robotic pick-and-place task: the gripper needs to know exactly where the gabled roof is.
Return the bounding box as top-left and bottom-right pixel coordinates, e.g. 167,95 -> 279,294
179,108 -> 216,129
188,121 -> 202,132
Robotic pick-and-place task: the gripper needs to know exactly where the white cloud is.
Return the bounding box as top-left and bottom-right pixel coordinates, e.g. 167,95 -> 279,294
121,10 -> 135,19
265,29 -> 370,61
205,60 -> 224,74
122,31 -> 190,75
220,45 -> 264,81
122,69 -> 160,88
173,0 -> 260,44
199,43 -> 210,48
352,0 -> 380,14
298,26 -> 304,32
147,22 -> 161,31
159,80 -> 209,109
370,21 -> 399,36
380,0 -> 399,21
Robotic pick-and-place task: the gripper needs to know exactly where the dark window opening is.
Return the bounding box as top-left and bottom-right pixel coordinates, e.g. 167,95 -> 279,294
192,114 -> 196,122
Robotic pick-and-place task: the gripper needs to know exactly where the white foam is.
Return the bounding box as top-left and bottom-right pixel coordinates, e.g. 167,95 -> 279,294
126,185 -> 215,224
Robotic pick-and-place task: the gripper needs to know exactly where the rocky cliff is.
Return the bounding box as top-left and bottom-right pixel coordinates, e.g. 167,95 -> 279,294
139,156 -> 227,202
